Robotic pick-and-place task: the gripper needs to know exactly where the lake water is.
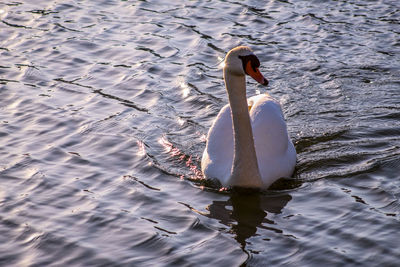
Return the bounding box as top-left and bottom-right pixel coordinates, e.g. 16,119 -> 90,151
1,0 -> 399,266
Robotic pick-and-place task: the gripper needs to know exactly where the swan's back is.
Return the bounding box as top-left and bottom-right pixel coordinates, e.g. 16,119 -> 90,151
249,94 -> 296,187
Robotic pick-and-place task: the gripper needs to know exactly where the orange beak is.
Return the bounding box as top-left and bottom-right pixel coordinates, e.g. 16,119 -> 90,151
245,60 -> 269,86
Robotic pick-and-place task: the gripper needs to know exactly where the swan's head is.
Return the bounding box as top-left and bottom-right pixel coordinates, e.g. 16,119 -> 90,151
224,46 -> 268,86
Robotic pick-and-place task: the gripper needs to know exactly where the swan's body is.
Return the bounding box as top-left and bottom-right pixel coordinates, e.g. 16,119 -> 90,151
201,46 -> 296,189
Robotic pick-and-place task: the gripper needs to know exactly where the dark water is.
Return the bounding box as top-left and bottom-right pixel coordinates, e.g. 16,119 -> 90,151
1,0 -> 400,266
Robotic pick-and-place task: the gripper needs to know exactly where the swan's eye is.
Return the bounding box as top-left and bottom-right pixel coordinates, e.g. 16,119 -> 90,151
239,55 -> 260,74
251,56 -> 260,71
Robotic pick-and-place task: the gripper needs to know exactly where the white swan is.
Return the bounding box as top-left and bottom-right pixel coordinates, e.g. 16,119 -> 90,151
201,46 -> 296,189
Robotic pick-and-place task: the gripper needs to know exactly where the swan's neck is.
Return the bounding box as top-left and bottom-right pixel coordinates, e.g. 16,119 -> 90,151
224,69 -> 263,188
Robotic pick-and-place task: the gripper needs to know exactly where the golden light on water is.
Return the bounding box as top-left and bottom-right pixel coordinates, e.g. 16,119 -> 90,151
199,134 -> 207,142
180,81 -> 190,98
158,136 -> 203,179
177,117 -> 185,126
218,56 -> 225,69
136,140 -> 146,157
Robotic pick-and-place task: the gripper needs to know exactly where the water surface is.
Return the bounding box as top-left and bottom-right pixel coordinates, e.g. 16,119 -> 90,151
1,0 -> 400,266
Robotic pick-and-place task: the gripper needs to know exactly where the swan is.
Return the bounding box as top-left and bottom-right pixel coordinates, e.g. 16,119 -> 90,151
201,46 -> 296,189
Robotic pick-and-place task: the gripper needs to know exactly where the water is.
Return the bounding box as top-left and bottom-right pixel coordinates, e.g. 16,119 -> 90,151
1,0 -> 399,265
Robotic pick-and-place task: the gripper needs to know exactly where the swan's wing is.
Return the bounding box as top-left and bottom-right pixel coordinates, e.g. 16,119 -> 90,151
249,94 -> 296,184
249,94 -> 287,152
201,104 -> 234,185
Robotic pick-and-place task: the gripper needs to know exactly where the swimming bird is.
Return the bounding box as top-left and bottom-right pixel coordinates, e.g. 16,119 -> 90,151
201,46 -> 296,189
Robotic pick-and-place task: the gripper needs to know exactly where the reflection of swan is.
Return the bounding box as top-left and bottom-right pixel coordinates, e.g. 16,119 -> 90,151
201,46 -> 296,189
207,192 -> 292,248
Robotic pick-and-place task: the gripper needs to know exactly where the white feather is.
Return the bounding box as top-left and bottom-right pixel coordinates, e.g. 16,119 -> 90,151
202,94 -> 296,188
